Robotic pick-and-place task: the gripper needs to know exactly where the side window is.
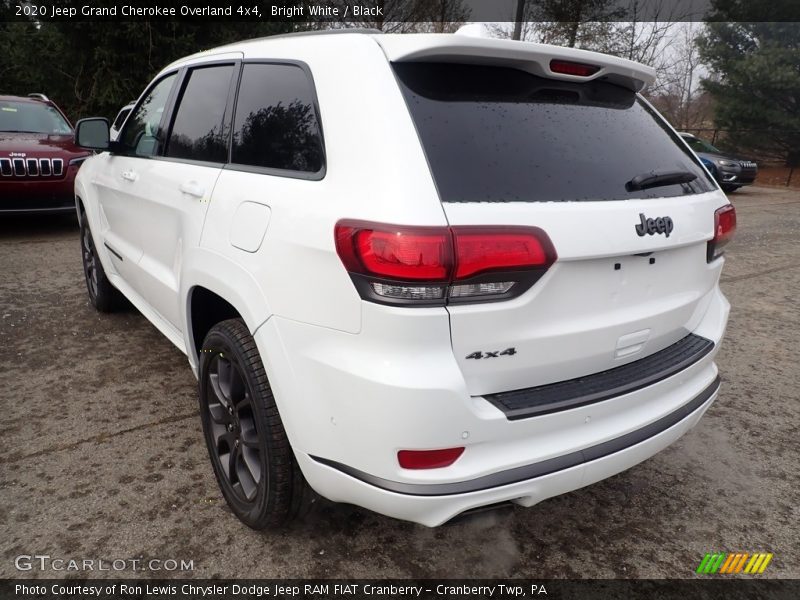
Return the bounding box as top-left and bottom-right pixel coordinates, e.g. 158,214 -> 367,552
119,74 -> 177,157
165,64 -> 236,163
231,64 -> 324,173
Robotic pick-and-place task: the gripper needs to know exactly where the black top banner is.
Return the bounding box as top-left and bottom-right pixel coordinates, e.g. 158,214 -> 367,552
2,0 -> 800,23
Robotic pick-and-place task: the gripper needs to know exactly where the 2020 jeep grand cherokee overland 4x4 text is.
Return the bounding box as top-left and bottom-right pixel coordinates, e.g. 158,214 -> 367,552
74,31 -> 734,528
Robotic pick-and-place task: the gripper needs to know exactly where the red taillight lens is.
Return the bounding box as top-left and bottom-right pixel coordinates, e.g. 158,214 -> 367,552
549,59 -> 601,77
398,447 -> 464,469
355,228 -> 451,281
335,223 -> 452,281
708,204 -> 736,262
453,228 -> 555,279
335,221 -> 556,305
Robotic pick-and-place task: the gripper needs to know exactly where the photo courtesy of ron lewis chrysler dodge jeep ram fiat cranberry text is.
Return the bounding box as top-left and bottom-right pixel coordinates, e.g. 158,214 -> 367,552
72,30 -> 735,528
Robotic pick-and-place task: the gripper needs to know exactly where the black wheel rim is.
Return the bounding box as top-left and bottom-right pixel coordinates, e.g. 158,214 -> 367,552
205,353 -> 263,504
81,225 -> 99,300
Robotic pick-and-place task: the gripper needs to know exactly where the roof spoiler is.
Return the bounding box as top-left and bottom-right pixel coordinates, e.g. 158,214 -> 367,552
28,93 -> 50,102
374,34 -> 656,93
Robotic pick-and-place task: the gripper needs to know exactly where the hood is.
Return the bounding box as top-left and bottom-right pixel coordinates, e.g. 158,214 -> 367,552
0,132 -> 88,159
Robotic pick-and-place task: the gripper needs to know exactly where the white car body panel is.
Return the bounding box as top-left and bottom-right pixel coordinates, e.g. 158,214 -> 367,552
75,31 -> 732,526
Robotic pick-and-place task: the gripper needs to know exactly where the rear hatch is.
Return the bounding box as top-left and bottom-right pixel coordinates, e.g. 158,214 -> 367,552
385,39 -> 726,396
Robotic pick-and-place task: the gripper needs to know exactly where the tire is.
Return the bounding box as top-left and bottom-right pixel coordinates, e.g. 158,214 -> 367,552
721,184 -> 739,194
198,318 -> 312,529
79,211 -> 122,312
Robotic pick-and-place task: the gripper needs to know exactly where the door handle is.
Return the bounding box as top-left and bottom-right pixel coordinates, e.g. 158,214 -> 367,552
120,170 -> 138,182
179,180 -> 205,198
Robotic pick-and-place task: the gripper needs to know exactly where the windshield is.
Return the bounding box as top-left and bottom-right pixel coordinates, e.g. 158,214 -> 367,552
394,62 -> 715,203
683,136 -> 722,154
0,100 -> 72,134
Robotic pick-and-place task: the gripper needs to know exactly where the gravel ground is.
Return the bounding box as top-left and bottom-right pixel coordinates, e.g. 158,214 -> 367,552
1,186 -> 798,579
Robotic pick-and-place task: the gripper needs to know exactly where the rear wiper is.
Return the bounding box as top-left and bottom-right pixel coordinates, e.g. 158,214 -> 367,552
626,169 -> 697,192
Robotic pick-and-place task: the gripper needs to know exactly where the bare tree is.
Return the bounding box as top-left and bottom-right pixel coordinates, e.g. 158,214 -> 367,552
647,23 -> 712,130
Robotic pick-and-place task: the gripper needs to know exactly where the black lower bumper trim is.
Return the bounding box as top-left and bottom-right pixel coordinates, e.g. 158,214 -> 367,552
311,376 -> 721,497
0,206 -> 75,215
485,333 -> 715,420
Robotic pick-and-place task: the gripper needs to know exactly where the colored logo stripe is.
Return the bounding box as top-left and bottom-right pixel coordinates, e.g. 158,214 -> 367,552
697,552 -> 773,574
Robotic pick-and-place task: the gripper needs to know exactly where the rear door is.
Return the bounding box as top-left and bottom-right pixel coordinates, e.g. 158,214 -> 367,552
393,61 -> 726,396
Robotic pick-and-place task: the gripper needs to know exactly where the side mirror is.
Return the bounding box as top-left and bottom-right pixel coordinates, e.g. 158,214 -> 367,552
75,118 -> 110,151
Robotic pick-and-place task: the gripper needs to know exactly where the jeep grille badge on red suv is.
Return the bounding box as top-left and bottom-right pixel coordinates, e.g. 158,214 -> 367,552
1,157 -> 64,178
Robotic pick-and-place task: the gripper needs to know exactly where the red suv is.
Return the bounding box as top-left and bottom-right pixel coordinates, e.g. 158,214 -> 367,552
0,94 -> 90,215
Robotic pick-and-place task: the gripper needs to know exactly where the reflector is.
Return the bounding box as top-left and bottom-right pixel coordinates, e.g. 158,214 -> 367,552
398,447 -> 465,469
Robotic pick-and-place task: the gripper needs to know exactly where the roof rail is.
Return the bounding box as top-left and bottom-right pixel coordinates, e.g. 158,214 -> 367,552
28,93 -> 50,102
227,27 -> 382,46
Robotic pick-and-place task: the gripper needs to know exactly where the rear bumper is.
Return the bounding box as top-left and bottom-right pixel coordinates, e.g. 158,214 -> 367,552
311,376 -> 719,497
256,285 -> 729,525
301,377 -> 719,525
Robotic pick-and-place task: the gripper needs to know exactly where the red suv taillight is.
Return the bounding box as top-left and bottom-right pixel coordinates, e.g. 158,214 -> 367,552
334,220 -> 556,306
707,204 -> 736,262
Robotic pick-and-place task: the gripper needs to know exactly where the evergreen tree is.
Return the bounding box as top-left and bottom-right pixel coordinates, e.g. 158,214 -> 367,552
698,6 -> 800,166
1,0 -> 299,121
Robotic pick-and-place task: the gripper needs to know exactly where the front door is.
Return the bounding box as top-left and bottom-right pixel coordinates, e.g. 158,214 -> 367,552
99,61 -> 239,330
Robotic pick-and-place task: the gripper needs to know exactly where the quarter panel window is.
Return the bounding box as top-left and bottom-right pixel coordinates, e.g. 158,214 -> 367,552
119,74 -> 177,157
166,65 -> 236,163
231,64 -> 323,173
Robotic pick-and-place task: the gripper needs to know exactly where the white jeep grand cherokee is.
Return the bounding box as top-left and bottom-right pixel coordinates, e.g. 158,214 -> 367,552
73,30 -> 734,528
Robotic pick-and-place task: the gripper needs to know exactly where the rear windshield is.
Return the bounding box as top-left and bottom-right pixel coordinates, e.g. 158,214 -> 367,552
0,100 -> 72,135
393,63 -> 715,203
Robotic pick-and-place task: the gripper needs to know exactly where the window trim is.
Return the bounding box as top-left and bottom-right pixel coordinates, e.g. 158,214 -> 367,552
111,107 -> 131,131
114,69 -> 181,159
157,60 -> 241,168
224,59 -> 327,181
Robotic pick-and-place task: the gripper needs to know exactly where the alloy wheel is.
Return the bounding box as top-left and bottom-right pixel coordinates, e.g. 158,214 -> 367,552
81,225 -> 99,300
205,353 -> 264,503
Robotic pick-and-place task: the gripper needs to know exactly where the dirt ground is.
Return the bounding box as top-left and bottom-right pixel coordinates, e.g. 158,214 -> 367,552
1,186 -> 798,579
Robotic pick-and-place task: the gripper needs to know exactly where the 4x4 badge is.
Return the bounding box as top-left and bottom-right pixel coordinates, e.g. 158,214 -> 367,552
635,213 -> 673,238
466,347 -> 517,360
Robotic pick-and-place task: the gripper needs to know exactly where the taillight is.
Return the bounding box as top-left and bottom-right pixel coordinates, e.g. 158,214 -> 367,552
341,225 -> 452,281
549,59 -> 601,77
398,447 -> 464,469
707,204 -> 736,262
334,220 -> 556,306
454,228 -> 552,278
